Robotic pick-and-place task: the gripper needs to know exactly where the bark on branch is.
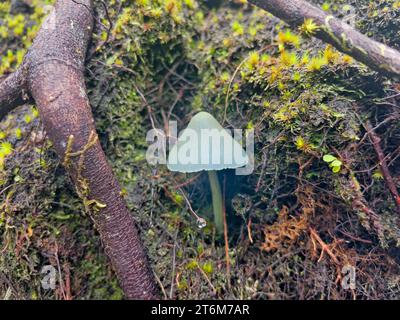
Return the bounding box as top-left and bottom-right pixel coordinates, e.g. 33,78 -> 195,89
0,66 -> 31,118
248,0 -> 400,77
0,0 -> 158,299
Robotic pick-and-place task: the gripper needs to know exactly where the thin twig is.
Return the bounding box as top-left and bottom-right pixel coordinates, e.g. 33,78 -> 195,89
365,121 -> 400,213
169,230 -> 178,299
197,265 -> 217,295
153,271 -> 168,300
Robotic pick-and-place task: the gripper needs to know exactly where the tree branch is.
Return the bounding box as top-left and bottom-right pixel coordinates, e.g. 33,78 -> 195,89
0,66 -> 31,119
365,122 -> 400,214
1,0 -> 158,299
248,0 -> 400,77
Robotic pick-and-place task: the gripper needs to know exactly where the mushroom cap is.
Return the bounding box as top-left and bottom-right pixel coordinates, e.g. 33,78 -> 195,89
167,111 -> 249,173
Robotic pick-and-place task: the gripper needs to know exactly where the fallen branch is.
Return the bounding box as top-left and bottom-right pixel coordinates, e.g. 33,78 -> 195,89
0,66 -> 31,118
365,122 -> 400,213
248,0 -> 400,77
0,0 -> 157,299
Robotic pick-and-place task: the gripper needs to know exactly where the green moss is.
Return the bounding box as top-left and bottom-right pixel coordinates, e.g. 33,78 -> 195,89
1,0 -> 399,300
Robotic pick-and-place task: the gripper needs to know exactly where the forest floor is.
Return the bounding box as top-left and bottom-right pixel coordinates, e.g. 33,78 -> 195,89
0,0 -> 399,299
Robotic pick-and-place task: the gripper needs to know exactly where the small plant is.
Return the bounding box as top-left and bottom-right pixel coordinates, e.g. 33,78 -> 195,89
323,154 -> 342,173
247,51 -> 260,69
0,141 -> 13,157
299,18 -> 319,36
277,29 -> 301,48
307,55 -> 327,71
322,2 -> 331,11
232,20 -> 244,36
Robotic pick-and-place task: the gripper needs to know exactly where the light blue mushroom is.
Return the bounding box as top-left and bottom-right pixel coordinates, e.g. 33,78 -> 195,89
167,112 -> 248,235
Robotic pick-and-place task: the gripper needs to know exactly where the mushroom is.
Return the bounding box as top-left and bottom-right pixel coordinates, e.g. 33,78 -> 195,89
167,111 -> 248,235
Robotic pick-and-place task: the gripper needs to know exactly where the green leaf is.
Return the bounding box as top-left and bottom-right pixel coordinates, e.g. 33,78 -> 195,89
332,166 -> 341,173
202,262 -> 213,274
323,154 -> 336,163
372,170 -> 383,180
331,160 -> 342,167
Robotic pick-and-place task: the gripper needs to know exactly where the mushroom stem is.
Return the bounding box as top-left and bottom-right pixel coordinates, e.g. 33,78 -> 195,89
207,170 -> 224,236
